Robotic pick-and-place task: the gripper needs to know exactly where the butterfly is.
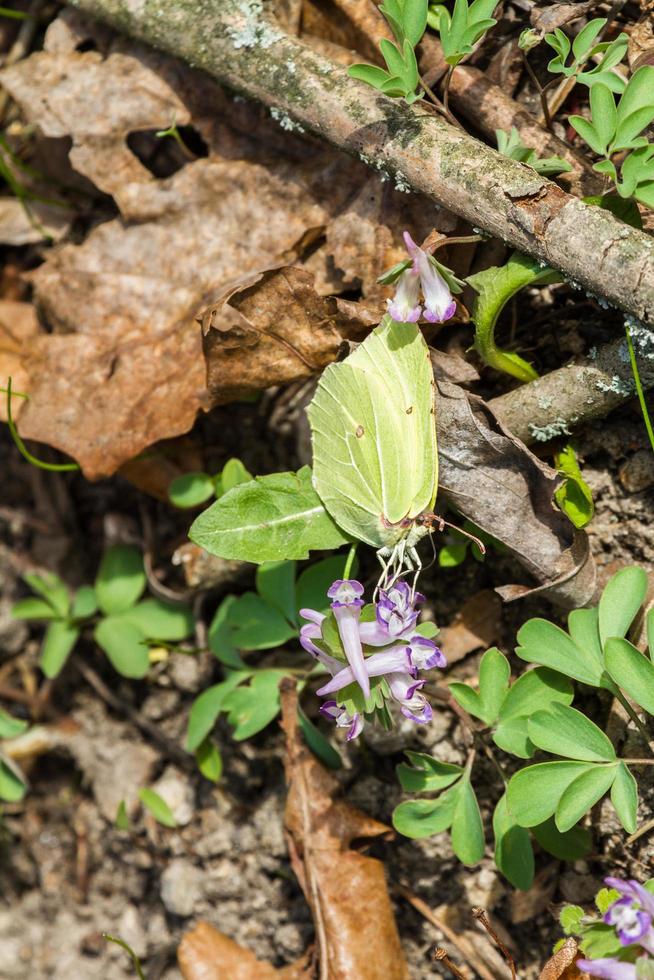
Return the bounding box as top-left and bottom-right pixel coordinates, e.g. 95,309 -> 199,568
307,316 -> 439,586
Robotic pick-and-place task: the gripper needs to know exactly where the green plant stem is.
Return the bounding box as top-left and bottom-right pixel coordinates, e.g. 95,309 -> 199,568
622,758 -> 654,766
442,65 -> 455,118
615,688 -> 652,746
5,377 -> 80,472
521,52 -> 554,133
625,320 -> 654,455
418,77 -> 463,131
103,935 -> 146,980
342,543 -> 357,580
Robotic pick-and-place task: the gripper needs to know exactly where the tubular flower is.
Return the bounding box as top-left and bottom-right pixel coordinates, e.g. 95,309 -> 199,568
327,579 -> 369,698
387,267 -> 422,323
577,878 -> 654,980
403,231 -> 457,324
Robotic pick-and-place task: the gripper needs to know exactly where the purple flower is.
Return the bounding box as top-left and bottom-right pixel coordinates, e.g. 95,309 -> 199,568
387,267 -> 422,323
576,958 -> 637,980
406,635 -> 446,673
603,879 -> 654,952
403,231 -> 457,324
319,701 -> 363,741
316,645 -> 413,697
388,673 -> 433,723
328,579 -> 369,698
376,580 -> 423,638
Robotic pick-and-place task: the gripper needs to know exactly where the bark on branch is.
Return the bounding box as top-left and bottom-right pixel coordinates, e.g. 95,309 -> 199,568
64,0 -> 654,325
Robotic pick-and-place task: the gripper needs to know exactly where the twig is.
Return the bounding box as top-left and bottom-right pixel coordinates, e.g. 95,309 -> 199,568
627,816 -> 654,846
434,947 -> 467,980
472,907 -> 517,980
521,52 -> 554,133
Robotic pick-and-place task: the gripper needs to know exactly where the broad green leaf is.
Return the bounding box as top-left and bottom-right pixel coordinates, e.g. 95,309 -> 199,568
190,466 -> 350,563
221,458 -> 252,494
617,66 -> 654,124
476,647 -> 510,724
401,38 -> 419,91
222,670 -> 284,740
567,607 -> 603,670
532,817 -> 592,860
604,636 -> 654,714
139,788 -> 176,828
588,82 -> 617,151
572,18 -> 605,60
613,106 -> 654,150
95,546 -> 146,615
195,738 -> 223,782
598,566 -> 647,646
40,620 -> 80,678
569,115 -> 607,156
555,763 -> 618,832
400,0 -> 428,46
186,673 -> 248,750
380,38 -> 407,77
596,886 -> 620,912
467,253 -> 559,382
493,792 -> 534,890
12,597 -> 60,620
560,904 -> 584,934
348,63 -> 392,89
438,541 -> 467,567
0,710 -> 27,739
396,751 -> 463,792
448,682 -> 484,721
507,761 -> 592,827
296,555 -> 356,617
94,617 -> 149,678
256,561 -> 296,624
298,706 -> 342,770
494,667 -> 574,758
516,617 -> 606,687
119,598 -> 194,641
71,585 -> 98,620
208,596 -> 246,669
23,572 -> 70,618
451,771 -> 484,865
554,444 -> 594,528
168,471 -> 215,508
527,703 -> 616,762
393,784 -> 459,838
580,923 -> 623,959
610,761 -> 638,834
227,592 -> 296,650
0,756 -> 26,802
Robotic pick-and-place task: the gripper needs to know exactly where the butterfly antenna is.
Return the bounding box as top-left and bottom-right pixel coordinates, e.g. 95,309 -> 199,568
421,530 -> 439,574
439,518 -> 487,556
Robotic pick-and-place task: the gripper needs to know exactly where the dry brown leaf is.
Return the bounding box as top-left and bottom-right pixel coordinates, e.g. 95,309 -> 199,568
0,198 -> 71,246
301,0 -> 390,62
629,13 -> 654,71
202,266 -> 345,406
280,680 -> 409,980
438,590 -> 502,666
530,2 -> 597,35
510,866 -> 558,925
0,300 -> 42,423
538,938 -> 590,980
178,922 -> 311,980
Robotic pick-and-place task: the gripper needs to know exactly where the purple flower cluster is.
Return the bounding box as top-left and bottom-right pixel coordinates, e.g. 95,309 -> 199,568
300,579 -> 445,741
386,232 -> 457,325
578,878 -> 654,980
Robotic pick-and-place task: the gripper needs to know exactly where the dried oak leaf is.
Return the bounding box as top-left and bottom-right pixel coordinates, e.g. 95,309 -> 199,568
0,300 -> 42,423
436,379 -> 595,608
178,922 -> 311,980
202,266 -> 345,406
280,680 -> 409,980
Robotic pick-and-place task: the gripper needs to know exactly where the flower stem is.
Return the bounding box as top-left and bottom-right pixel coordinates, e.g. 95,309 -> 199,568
625,319 -> 654,455
342,543 -> 357,580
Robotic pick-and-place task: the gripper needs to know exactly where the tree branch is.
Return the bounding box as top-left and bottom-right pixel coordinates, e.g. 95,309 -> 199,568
64,0 -> 654,325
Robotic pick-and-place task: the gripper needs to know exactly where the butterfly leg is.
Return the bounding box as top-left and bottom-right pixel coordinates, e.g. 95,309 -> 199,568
406,545 -> 423,600
375,546 -> 393,599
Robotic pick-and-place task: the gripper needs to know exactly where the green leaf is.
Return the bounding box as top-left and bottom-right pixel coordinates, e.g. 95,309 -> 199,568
256,561 -> 296,623
208,596 -> 246,668
648,607 -> 654,662
527,703 -> 616,762
572,18 -> 605,60
617,66 -> 654,125
227,592 -> 296,650
449,682 -> 485,721
493,792 -> 534,890
0,710 -> 28,739
476,647 -> 511,724
401,0 -> 428,46
580,923 -> 622,959
451,770 -> 485,865
23,572 -> 70,618
584,192 -> 643,229
494,667 -> 574,758
598,565 -> 648,646
71,585 -> 98,620
296,555 -> 355,617
348,63 -> 392,90
222,670 -> 284,740
95,546 -> 146,615
613,107 -> 654,151
119,598 -> 194,641
40,620 -> 80,678
532,817 -> 592,860
298,707 -> 342,770
438,541 -> 468,567
396,751 -> 463,792
115,800 -> 130,830
507,761 -> 593,827
94,617 -> 150,678
567,607 -> 603,671
195,738 -> 223,782
560,904 -> 584,934
604,636 -> 654,714
221,458 -> 253,494
138,788 -> 177,828
393,784 -> 459,838
569,115 -> 608,157
554,444 -> 594,528
190,466 -> 350,563
12,597 -> 60,620
596,886 -> 621,913
168,471 -> 215,508
185,674 -> 248,750
467,252 -> 560,383
610,761 -> 638,834
0,756 -> 26,802
555,763 -> 618,832
516,617 -> 607,688
380,38 -> 407,77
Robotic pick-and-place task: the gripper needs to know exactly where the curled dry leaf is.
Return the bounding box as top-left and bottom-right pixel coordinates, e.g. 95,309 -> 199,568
437,590 -> 502,666
178,921 -> 311,980
435,379 -> 595,608
538,938 -> 590,980
280,680 -> 410,980
201,266 -> 345,407
529,2 -> 598,36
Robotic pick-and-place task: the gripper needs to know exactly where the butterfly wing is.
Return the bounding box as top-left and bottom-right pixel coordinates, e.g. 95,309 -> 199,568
308,318 -> 438,548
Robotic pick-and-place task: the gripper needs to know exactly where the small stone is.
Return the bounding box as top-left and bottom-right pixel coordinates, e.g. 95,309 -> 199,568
619,450 -> 654,493
160,859 -> 203,917
151,766 -> 195,826
117,906 -> 148,958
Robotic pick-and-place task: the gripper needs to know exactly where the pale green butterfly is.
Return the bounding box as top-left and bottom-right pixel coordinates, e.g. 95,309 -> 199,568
307,315 -> 439,585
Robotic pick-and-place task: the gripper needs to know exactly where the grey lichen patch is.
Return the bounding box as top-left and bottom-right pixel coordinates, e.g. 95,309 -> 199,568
595,374 -> 634,396
537,396 -> 553,410
270,106 -> 305,133
226,0 -> 282,49
626,317 -> 654,360
393,170 -> 411,193
528,417 -> 572,442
